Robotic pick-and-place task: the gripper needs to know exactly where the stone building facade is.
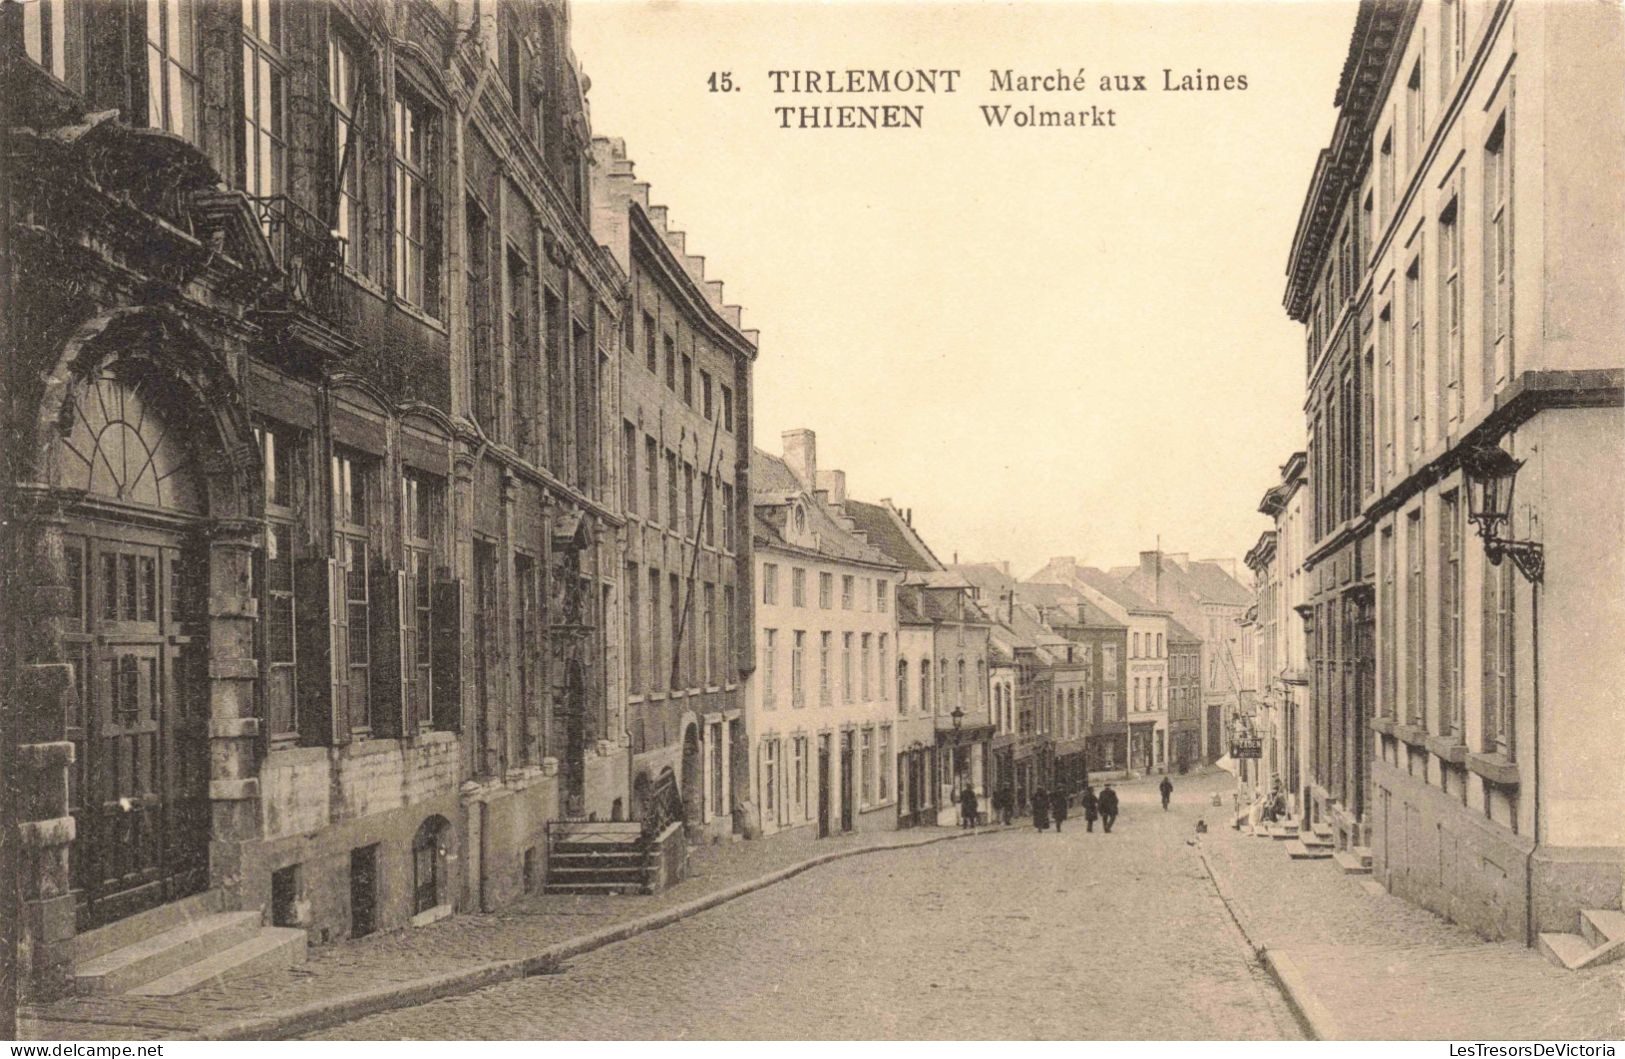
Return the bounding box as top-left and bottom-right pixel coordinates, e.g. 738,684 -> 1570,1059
1287,0 -> 1625,942
3,0 -> 627,995
590,138 -> 756,841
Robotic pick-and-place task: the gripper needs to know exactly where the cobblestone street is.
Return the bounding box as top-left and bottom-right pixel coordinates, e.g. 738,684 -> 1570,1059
313,774 -> 1301,1040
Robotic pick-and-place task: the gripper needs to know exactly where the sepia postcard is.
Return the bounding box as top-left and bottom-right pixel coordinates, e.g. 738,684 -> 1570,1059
0,0 -> 1622,1045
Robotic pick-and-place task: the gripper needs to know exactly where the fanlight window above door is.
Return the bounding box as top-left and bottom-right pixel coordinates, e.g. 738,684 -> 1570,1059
59,368 -> 202,513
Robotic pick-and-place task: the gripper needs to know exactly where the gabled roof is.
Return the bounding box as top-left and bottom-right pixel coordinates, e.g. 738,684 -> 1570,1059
842,499 -> 942,573
1132,554 -> 1254,608
1166,617 -> 1203,644
1069,567 -> 1163,613
751,448 -> 899,568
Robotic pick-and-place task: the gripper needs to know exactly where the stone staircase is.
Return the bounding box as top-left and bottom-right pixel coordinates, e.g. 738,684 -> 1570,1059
1537,909 -> 1625,971
1332,845 -> 1374,875
73,889 -> 306,996
544,821 -> 657,895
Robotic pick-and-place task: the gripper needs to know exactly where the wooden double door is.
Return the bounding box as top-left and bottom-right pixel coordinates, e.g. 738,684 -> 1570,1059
64,523 -> 209,929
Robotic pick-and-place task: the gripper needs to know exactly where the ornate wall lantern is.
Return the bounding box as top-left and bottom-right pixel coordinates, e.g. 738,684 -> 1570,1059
1460,442 -> 1544,583
951,706 -> 965,731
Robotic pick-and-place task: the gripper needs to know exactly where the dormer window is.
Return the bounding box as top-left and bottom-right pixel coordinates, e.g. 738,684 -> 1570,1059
793,504 -> 806,535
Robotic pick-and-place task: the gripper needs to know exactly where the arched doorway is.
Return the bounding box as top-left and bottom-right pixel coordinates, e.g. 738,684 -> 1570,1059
56,363 -> 211,928
680,723 -> 703,831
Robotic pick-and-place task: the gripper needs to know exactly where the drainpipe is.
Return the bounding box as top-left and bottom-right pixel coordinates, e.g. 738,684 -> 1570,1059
1524,584 -> 1541,946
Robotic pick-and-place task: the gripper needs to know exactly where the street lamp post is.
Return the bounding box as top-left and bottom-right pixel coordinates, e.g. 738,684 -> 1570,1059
1460,442 -> 1544,583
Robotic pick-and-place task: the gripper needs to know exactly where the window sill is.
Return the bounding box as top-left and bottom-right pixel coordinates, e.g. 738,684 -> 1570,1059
1392,723 -> 1429,749
1467,751 -> 1520,787
1425,734 -> 1468,765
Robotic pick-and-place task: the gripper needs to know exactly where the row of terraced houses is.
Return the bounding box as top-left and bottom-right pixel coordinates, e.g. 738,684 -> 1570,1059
1237,0 -> 1625,967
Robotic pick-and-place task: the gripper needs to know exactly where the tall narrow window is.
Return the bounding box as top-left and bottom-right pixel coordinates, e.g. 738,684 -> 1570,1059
920,660 -> 931,712
861,634 -> 872,702
1362,344 -> 1376,496
146,0 -> 199,143
648,569 -> 663,692
1438,491 -> 1462,737
665,450 -> 678,527
258,425 -> 302,740
241,0 -> 285,200
332,452 -> 371,732
645,436 -> 659,521
819,632 -> 832,706
626,563 -> 641,695
1404,510 -> 1425,729
507,248 -> 534,453
1439,198 -> 1463,426
1404,254 -> 1424,456
1380,525 -> 1396,721
790,568 -> 806,607
402,472 -> 438,731
842,633 -> 854,704
1379,130 -> 1395,222
879,634 -> 890,701
791,631 -> 805,707
1441,0 -> 1466,95
1482,557 -> 1516,758
704,582 -> 717,687
721,482 -> 735,551
1484,116 -> 1513,397
329,33 -> 363,270
643,312 -> 658,373
393,88 -> 439,315
1405,61 -> 1424,164
762,563 -> 778,606
1379,305 -> 1396,476
622,422 -> 638,516
762,629 -> 777,708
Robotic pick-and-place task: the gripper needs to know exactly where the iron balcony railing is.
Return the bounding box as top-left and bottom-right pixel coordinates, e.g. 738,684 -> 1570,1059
252,194 -> 345,324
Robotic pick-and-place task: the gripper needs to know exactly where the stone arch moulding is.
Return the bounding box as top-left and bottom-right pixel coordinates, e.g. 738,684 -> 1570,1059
36,305 -> 258,520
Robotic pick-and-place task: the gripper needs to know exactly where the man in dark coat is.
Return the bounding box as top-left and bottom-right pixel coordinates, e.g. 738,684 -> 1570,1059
1080,784 -> 1099,831
1099,783 -> 1120,832
1159,775 -> 1174,811
998,786 -> 1015,826
1032,786 -> 1050,831
1049,787 -> 1069,833
960,785 -> 979,829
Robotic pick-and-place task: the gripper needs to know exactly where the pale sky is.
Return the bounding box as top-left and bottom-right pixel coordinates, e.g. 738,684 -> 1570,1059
571,0 -> 1356,578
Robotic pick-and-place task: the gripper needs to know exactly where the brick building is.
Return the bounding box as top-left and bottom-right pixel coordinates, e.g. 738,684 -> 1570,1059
590,138 -> 756,841
3,0 -> 628,995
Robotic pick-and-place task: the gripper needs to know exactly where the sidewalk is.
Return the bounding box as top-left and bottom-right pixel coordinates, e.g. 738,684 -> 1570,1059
21,823 -> 1004,1041
1200,822 -> 1625,1040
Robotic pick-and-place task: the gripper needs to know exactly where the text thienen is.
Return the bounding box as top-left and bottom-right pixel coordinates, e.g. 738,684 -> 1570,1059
980,104 -> 1117,128
767,69 -> 962,94
776,105 -> 924,129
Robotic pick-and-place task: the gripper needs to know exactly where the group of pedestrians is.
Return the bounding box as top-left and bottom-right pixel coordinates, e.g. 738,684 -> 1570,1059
1025,782 -> 1119,833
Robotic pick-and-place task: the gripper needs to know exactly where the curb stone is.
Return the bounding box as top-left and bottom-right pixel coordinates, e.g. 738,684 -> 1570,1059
1197,847 -> 1329,1041
195,824 -> 1010,1041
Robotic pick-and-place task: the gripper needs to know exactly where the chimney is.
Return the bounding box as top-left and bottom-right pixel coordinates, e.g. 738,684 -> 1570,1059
781,429 -> 816,490
998,560 -> 1010,577
1169,552 -> 1190,571
815,469 -> 846,505
1139,550 -> 1161,578
904,508 -> 912,526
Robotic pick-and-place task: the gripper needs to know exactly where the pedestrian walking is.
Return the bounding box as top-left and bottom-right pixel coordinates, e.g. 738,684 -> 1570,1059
998,786 -> 1015,826
1159,775 -> 1173,811
1080,784 -> 1099,832
1099,783 -> 1119,833
1032,785 -> 1050,831
1049,787 -> 1069,833
960,785 -> 979,829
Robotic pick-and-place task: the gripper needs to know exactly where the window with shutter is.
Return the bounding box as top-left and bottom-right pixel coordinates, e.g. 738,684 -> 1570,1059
294,556 -> 340,746
367,559 -> 405,738
430,579 -> 463,732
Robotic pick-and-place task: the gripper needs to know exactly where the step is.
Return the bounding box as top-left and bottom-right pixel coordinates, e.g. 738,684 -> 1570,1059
1350,845 -> 1374,868
1300,831 -> 1335,849
1269,826 -> 1300,840
1331,849 -> 1372,875
74,889 -> 225,963
548,851 -> 648,866
546,869 -> 648,884
543,881 -> 649,895
1537,931 -> 1595,971
74,911 -> 262,995
126,927 -> 306,997
1579,909 -> 1625,949
553,841 -> 645,855
1287,840 -> 1334,860
1311,823 -> 1335,841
